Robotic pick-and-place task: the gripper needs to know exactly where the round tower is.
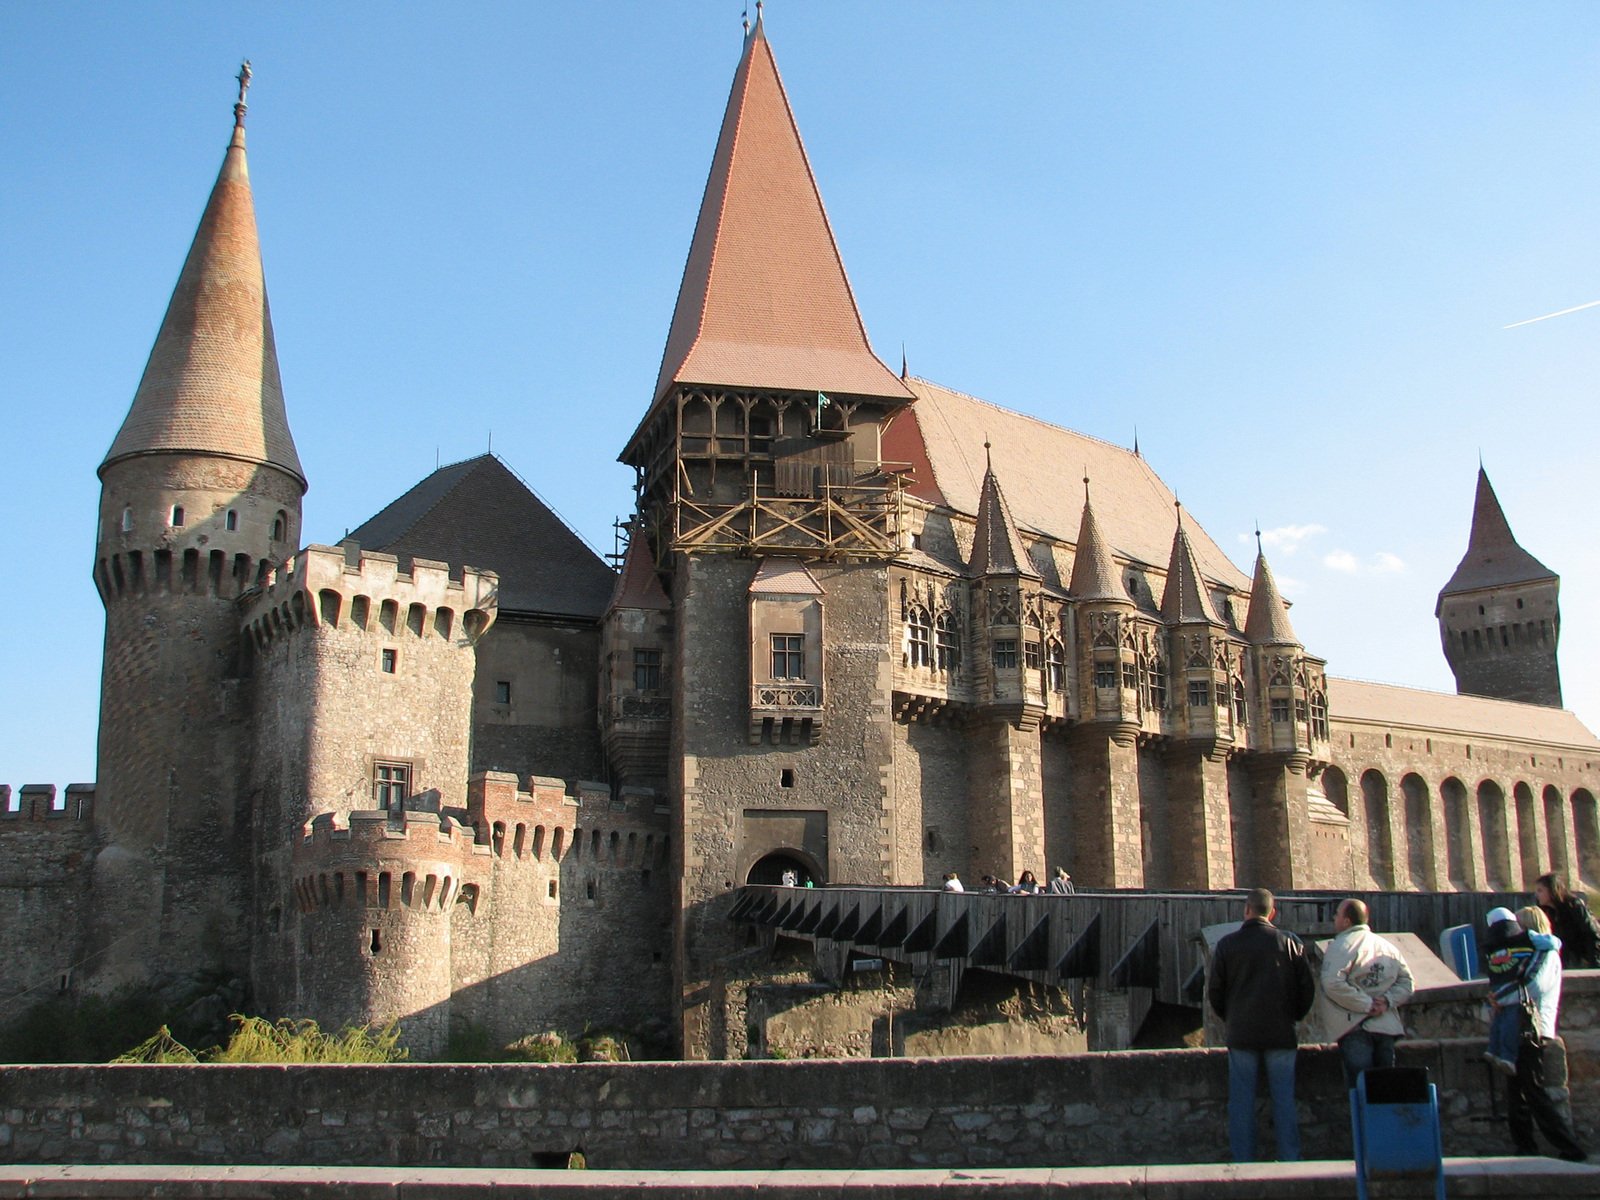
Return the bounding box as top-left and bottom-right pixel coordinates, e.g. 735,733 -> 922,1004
293,811 -> 478,1058
89,67 -> 307,992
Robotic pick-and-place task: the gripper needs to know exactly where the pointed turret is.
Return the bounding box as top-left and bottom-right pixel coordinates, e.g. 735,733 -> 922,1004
101,72 -> 304,486
1438,467 -> 1556,600
1244,546 -> 1299,645
1068,483 -> 1124,600
1160,509 -> 1220,625
645,19 -> 911,408
1436,467 -> 1562,706
608,523 -> 671,613
969,452 -> 1037,579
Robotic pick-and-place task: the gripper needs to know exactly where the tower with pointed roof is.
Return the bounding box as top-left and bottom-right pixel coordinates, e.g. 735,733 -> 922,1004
89,73 -> 307,991
1437,467 -> 1562,707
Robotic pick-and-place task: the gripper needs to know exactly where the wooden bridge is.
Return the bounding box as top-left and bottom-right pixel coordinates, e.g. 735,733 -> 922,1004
728,885 -> 1522,1008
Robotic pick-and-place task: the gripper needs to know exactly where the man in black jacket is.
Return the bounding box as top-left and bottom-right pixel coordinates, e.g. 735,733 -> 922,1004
1207,888 -> 1316,1162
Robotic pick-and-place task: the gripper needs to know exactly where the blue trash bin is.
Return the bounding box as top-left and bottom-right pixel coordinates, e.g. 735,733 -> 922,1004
1350,1067 -> 1444,1200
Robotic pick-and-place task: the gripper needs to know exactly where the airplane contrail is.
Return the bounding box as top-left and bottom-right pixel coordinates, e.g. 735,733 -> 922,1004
1503,298 -> 1600,329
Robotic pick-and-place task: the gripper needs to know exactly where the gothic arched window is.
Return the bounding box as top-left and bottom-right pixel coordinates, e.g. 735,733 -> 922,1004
935,611 -> 961,673
906,605 -> 932,668
1046,639 -> 1066,693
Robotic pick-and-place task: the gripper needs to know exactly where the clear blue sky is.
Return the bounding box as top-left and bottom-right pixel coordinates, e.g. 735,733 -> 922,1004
3,2 -> 1599,788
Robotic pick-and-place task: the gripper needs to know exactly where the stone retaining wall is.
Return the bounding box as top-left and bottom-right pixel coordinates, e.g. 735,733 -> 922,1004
1,1030 -> 1594,1171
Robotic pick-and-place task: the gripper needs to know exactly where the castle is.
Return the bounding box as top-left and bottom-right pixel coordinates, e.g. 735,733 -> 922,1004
4,24 -> 1598,1061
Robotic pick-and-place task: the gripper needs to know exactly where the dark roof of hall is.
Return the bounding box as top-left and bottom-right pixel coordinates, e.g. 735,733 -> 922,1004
345,453 -> 616,619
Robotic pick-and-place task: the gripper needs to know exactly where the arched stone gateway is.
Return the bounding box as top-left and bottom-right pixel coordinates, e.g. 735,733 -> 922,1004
746,850 -> 823,888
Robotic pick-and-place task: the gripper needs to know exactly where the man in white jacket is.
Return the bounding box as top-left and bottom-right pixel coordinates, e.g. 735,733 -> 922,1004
1315,898 -> 1415,1088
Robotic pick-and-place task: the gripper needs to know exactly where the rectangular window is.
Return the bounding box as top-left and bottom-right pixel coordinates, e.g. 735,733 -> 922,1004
373,762 -> 410,810
1310,698 -> 1329,740
1188,679 -> 1211,709
633,648 -> 662,690
380,648 -> 397,674
1094,659 -> 1116,689
1122,660 -> 1138,691
771,634 -> 805,680
1295,698 -> 1309,725
1270,697 -> 1291,723
908,621 -> 932,668
1023,641 -> 1041,670
1232,682 -> 1248,723
1047,647 -> 1066,693
935,620 -> 960,672
494,680 -> 511,704
992,639 -> 1017,669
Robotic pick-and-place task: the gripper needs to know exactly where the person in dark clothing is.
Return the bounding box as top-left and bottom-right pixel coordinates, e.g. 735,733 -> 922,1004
1535,872 -> 1600,970
1506,905 -> 1587,1163
1207,888 -> 1316,1163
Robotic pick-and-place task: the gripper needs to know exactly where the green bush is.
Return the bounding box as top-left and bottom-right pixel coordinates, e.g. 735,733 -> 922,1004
503,1031 -> 578,1063
0,988 -> 167,1063
113,1015 -> 408,1064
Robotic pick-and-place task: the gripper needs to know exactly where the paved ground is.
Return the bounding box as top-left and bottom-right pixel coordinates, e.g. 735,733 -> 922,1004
0,1158 -> 1593,1197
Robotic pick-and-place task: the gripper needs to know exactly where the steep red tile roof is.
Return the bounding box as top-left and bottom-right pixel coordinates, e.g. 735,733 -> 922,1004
1067,489 -> 1125,601
1244,549 -> 1299,645
1161,514 -> 1221,625
969,458 -> 1038,578
609,523 -> 670,612
885,377 -> 1250,591
644,21 -> 911,417
1438,467 -> 1556,600
102,105 -> 303,485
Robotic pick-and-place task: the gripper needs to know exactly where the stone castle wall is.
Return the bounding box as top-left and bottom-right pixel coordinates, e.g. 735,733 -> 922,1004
0,785 -> 97,1004
471,616 -> 605,782
2,978 -> 1595,1169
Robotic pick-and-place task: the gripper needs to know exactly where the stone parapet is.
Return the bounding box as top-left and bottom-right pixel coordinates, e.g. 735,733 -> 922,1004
0,783 -> 94,824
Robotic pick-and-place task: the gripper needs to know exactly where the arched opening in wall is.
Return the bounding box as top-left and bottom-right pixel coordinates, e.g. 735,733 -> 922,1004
407,603 -> 426,637
272,510 -> 287,542
318,589 -> 341,627
1544,786 -> 1569,877
1400,774 -> 1433,889
1513,782 -> 1540,886
552,828 -> 565,860
1361,770 -> 1394,888
1477,780 -> 1511,890
226,509 -> 238,531
513,824 -> 526,858
534,825 -> 546,860
1573,788 -> 1600,888
1441,778 -> 1471,888
609,831 -> 620,864
746,849 -> 821,887
492,822 -> 506,857
434,607 -> 454,640
379,600 -> 398,635
1322,767 -> 1349,817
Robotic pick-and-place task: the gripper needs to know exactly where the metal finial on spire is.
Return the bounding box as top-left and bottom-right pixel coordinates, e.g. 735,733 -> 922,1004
1133,425 -> 1140,457
983,436 -> 992,473
742,3 -> 749,34
900,342 -> 908,380
1255,524 -> 1263,556
1083,469 -> 1091,503
1174,498 -> 1183,528
233,60 -> 252,128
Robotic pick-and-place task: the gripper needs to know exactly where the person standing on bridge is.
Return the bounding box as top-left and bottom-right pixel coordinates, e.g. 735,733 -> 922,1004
1208,888 -> 1316,1162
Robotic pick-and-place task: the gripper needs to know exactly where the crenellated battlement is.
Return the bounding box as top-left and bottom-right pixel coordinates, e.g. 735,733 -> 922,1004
293,809 -> 482,915
0,783 -> 95,825
241,543 -> 499,652
466,772 -> 671,870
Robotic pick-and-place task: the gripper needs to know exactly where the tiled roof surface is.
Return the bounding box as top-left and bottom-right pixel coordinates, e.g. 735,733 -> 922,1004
1244,551 -> 1299,644
1161,522 -> 1221,624
886,377 -> 1250,590
1067,495 -> 1125,600
749,557 -> 824,595
102,121 -> 303,484
645,22 -> 912,413
346,455 -> 615,619
969,465 -> 1038,578
1439,468 -> 1556,597
609,525 -> 670,612
1329,677 -> 1600,751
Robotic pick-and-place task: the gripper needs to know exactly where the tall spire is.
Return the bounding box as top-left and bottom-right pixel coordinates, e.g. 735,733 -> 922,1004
1068,478 -> 1124,600
968,455 -> 1037,578
1438,466 -> 1555,597
101,64 -> 304,487
1160,505 -> 1220,624
648,21 -> 912,406
608,521 -> 671,613
1244,546 -> 1299,645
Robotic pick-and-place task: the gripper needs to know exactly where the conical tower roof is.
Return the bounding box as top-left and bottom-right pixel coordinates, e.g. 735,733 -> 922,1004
609,522 -> 671,613
101,77 -> 304,487
1244,547 -> 1299,645
644,19 -> 912,411
969,454 -> 1037,579
1438,467 -> 1555,598
1160,511 -> 1220,625
1067,485 -> 1124,600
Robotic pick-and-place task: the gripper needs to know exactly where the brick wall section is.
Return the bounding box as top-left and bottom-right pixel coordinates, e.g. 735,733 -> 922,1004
1,980 -> 1594,1169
